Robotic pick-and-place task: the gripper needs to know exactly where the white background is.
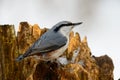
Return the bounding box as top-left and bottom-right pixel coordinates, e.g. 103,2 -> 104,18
0,0 -> 120,79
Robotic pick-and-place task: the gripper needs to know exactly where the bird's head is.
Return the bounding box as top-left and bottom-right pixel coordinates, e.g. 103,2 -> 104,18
53,21 -> 83,36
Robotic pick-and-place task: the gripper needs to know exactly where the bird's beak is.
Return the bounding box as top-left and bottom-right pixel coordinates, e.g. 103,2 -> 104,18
72,22 -> 83,26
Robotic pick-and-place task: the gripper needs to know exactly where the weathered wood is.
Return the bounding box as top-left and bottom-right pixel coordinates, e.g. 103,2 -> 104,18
17,22 -> 48,80
0,22 -> 114,80
0,25 -> 27,80
0,25 -> 17,80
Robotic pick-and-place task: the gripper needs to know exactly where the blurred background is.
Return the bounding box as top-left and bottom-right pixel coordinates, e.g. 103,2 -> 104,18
0,0 -> 120,79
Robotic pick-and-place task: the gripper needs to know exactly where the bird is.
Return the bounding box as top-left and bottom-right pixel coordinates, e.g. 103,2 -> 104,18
16,21 -> 82,62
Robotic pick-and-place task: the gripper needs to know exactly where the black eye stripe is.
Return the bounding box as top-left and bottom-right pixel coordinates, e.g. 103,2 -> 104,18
54,23 -> 73,32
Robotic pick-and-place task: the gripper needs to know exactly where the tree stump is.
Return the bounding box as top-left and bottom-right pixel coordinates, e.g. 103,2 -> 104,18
0,22 -> 114,80
0,25 -> 24,80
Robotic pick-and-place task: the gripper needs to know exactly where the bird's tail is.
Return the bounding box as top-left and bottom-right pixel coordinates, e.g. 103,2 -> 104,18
15,47 -> 32,62
15,54 -> 25,62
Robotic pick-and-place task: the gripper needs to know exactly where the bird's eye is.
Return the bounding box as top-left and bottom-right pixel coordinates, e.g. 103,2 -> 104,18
54,22 -> 73,32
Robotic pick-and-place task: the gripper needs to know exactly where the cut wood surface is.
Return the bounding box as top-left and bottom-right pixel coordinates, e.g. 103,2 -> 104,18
0,22 -> 114,80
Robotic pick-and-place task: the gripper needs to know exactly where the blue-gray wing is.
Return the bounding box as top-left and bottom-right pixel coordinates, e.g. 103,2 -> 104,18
23,30 -> 67,57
